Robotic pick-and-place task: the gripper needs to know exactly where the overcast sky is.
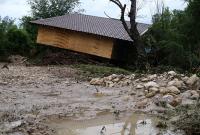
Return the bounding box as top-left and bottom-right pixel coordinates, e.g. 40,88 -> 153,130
0,0 -> 187,23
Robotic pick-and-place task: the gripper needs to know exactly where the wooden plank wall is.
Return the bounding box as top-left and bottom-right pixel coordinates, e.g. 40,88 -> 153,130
37,26 -> 114,58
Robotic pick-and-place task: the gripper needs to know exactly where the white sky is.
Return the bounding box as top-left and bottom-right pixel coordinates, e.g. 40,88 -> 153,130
0,0 -> 187,23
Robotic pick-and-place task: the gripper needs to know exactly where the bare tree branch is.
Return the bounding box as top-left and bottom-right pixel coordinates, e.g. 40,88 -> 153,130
104,11 -> 117,20
110,0 -> 131,36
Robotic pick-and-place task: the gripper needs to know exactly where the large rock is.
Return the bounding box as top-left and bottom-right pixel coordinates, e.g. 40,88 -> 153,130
161,95 -> 182,107
168,71 -> 177,76
0,120 -> 22,133
167,86 -> 181,95
144,81 -> 159,89
148,74 -> 157,80
168,79 -> 184,89
186,74 -> 200,89
162,94 -> 174,104
159,87 -> 171,95
191,90 -> 200,100
145,91 -> 157,98
181,90 -> 199,100
136,84 -> 144,89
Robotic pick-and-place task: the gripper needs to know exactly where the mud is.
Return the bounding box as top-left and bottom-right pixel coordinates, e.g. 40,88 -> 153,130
0,63 -> 184,134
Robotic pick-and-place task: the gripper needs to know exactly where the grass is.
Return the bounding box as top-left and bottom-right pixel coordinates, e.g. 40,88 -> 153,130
161,100 -> 200,135
73,64 -> 133,80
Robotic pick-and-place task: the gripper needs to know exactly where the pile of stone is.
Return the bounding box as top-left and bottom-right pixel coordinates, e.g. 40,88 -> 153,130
90,71 -> 200,107
90,74 -> 135,87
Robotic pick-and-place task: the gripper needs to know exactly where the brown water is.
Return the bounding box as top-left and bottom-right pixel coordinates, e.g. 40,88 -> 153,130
48,113 -> 161,135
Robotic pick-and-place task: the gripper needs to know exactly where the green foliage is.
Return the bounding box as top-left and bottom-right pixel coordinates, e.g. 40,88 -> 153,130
0,16 -> 32,58
146,1 -> 200,70
74,64 -> 133,79
28,0 -> 80,19
20,16 -> 37,42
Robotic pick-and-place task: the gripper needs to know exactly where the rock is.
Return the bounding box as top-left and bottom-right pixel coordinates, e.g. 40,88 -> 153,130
186,74 -> 200,89
141,78 -> 149,82
160,94 -> 182,107
181,90 -> 192,99
144,81 -> 159,89
90,78 -> 103,85
145,91 -> 157,98
108,83 -> 115,88
136,84 -> 144,89
168,79 -> 184,89
191,90 -> 199,100
170,97 -> 182,107
120,79 -> 131,86
148,74 -> 157,80
105,81 -> 114,87
162,95 -> 174,104
149,87 -> 159,93
168,71 -> 177,76
182,76 -> 189,82
0,120 -> 22,132
167,86 -> 181,95
113,77 -> 120,83
159,87 -> 170,95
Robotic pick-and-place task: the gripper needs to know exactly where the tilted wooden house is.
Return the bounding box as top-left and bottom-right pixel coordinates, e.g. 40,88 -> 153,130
31,14 -> 150,61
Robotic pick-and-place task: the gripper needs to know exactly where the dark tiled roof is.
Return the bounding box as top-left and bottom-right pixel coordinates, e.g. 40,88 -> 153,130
31,14 -> 150,41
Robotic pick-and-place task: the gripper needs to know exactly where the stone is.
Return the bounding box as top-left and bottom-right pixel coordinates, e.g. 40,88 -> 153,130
159,87 -> 170,95
160,94 -> 181,107
144,81 -> 159,89
145,91 -> 157,98
191,90 -> 200,100
0,120 -> 22,132
113,77 -> 120,83
148,74 -> 157,80
90,78 -> 103,85
168,79 -> 184,89
170,97 -> 182,107
149,87 -> 159,93
141,78 -> 149,82
162,95 -> 174,104
168,71 -> 177,76
105,81 -> 114,87
182,76 -> 189,82
167,86 -> 181,95
136,84 -> 144,89
181,90 -> 192,99
186,74 -> 199,87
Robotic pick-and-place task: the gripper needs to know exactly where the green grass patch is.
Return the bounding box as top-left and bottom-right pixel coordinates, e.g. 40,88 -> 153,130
73,64 -> 133,79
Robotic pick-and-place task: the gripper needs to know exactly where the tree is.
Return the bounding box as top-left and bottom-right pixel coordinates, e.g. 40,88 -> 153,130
29,0 -> 80,19
110,0 -> 146,67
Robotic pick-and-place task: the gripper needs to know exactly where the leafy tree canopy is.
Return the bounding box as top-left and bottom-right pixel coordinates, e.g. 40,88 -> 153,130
29,0 -> 80,19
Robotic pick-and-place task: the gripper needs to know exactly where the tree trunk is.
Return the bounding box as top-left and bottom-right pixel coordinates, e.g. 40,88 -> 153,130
110,0 -> 147,68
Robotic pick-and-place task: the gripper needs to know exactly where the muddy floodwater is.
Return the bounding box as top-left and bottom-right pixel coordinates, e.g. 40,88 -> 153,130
48,113 -> 181,135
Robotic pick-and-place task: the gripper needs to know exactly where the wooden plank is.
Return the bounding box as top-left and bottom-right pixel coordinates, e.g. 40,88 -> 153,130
37,26 -> 114,58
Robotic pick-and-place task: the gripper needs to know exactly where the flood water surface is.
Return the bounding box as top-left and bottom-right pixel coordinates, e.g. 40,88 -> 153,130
48,113 -> 160,135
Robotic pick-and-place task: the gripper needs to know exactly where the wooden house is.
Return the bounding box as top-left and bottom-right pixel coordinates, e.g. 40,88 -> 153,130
31,14 -> 150,61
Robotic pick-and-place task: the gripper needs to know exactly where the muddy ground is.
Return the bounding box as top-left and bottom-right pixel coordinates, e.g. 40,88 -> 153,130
0,63 -> 197,135
0,63 -> 154,135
